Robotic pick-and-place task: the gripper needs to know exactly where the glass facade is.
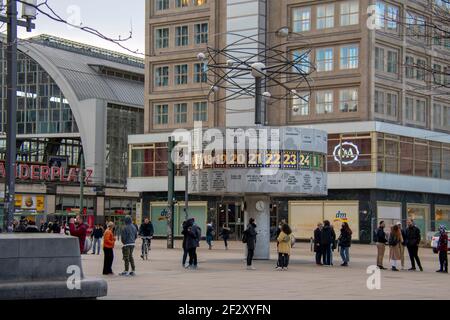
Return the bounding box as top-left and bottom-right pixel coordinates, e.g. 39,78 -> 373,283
106,103 -> 144,185
0,47 -> 78,135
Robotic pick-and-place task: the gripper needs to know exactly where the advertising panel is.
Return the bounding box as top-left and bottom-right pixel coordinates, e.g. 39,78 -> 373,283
323,202 -> 360,241
289,202 -> 323,239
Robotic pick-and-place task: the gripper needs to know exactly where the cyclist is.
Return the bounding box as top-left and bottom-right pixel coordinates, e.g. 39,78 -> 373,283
139,218 -> 154,260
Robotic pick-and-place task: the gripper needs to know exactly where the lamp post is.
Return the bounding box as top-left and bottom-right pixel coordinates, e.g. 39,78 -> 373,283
1,0 -> 36,232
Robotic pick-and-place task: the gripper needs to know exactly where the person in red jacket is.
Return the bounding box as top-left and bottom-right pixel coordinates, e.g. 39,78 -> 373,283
436,225 -> 448,273
69,215 -> 88,254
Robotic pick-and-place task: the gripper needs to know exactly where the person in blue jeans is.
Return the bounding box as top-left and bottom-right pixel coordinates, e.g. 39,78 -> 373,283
206,223 -> 214,250
91,225 -> 104,255
338,222 -> 352,266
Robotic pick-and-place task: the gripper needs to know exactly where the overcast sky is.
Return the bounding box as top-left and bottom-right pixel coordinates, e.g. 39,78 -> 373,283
17,0 -> 145,57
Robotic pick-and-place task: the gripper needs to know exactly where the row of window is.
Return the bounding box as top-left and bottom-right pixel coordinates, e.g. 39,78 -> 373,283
155,23 -> 208,49
155,0 -> 207,11
154,62 -> 207,87
153,101 -> 208,125
292,88 -> 359,117
375,88 -> 450,129
292,0 -> 359,32
294,44 -> 359,73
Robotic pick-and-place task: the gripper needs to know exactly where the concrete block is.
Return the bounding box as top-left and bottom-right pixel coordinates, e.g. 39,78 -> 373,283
0,258 -> 20,281
18,235 -> 79,258
0,238 -> 19,258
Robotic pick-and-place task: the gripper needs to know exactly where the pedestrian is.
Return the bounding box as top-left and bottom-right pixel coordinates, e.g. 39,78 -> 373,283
276,223 -> 294,271
186,218 -> 201,269
374,221 -> 388,270
397,222 -> 407,270
181,219 -> 191,268
320,220 -> 335,266
389,225 -> 403,271
15,218 -> 27,233
119,215 -> 137,276
436,225 -> 448,273
330,225 -> 337,265
139,218 -> 154,259
219,224 -> 231,250
69,215 -> 88,254
206,222 -> 214,250
313,223 -> 323,265
243,218 -> 257,270
91,225 -> 104,255
338,222 -> 352,266
39,219 -> 47,233
405,219 -> 423,271
24,220 -> 39,233
103,222 -> 115,275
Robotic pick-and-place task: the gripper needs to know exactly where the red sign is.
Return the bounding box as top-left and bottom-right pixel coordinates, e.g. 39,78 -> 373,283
0,162 -> 93,184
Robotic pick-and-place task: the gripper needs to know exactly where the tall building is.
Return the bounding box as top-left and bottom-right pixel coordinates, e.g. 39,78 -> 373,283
129,0 -> 450,242
0,34 -> 145,228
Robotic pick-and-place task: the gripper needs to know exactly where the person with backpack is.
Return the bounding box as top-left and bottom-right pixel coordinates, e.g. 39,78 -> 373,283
243,218 -> 257,270
186,218 -> 201,269
375,221 -> 388,270
389,225 -> 403,271
320,220 -> 335,266
313,223 -> 323,265
436,225 -> 448,273
276,223 -> 294,271
206,223 -> 215,250
219,224 -> 231,250
338,222 -> 352,267
405,219 -> 423,271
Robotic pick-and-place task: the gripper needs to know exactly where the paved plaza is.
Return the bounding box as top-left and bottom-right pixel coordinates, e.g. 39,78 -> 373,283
81,240 -> 449,300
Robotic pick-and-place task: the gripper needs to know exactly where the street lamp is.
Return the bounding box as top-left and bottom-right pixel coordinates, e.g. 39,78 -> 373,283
1,0 -> 36,232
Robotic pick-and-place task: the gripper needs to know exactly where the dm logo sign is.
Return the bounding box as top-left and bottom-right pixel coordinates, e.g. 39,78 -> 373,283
333,142 -> 360,165
334,210 -> 349,223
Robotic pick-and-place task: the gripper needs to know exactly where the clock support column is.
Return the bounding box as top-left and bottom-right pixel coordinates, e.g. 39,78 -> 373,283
244,195 -> 271,260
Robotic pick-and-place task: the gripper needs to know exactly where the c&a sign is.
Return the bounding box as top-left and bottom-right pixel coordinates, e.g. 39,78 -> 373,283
333,141 -> 360,165
0,162 -> 93,184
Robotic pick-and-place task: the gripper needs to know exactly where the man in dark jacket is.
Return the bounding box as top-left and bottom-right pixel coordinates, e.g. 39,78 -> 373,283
313,223 -> 323,265
245,218 -> 258,270
120,215 -> 138,276
320,220 -> 335,266
139,218 -> 154,259
181,219 -> 192,268
186,218 -> 201,269
375,221 -> 388,270
69,215 -> 88,254
436,225 -> 448,273
405,219 -> 423,271
91,225 -> 104,255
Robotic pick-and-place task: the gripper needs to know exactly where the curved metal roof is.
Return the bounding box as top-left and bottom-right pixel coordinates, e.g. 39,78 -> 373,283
18,35 -> 144,108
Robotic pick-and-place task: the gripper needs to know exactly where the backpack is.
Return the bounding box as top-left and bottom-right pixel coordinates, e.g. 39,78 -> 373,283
242,229 -> 248,243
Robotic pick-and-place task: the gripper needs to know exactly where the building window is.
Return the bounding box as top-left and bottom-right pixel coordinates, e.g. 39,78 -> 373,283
433,64 -> 443,85
406,11 -> 426,41
375,90 -> 384,114
405,56 -> 415,79
155,66 -> 169,87
155,28 -> 169,49
406,97 -> 426,124
194,63 -> 207,83
339,89 -> 358,112
317,4 -> 334,29
416,59 -> 426,81
175,64 -> 188,85
433,103 -> 450,128
340,44 -> 358,69
340,0 -> 359,26
194,23 -> 208,44
155,0 -> 169,11
387,50 -> 398,74
175,26 -> 189,46
316,91 -> 333,114
193,101 -> 208,121
293,50 -> 311,73
292,7 -> 311,32
193,0 -> 207,6
292,93 -> 309,116
154,104 -> 169,125
175,0 -> 189,7
386,92 -> 398,117
375,1 -> 399,32
316,48 -> 333,72
375,47 -> 384,71
174,103 -> 188,124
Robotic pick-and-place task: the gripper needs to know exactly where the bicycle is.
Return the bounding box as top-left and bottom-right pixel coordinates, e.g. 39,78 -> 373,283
141,236 -> 152,260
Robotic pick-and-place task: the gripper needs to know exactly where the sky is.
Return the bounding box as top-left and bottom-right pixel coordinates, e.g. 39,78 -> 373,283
16,0 -> 145,57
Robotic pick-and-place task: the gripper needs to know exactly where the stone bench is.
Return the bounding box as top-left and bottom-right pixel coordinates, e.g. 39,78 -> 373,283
0,233 -> 107,300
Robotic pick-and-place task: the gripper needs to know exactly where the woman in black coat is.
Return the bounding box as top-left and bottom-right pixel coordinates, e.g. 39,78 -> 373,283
244,218 -> 257,270
338,222 -> 352,267
313,223 -> 323,265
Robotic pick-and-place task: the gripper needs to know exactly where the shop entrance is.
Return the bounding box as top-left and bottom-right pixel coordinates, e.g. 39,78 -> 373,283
218,202 -> 244,241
